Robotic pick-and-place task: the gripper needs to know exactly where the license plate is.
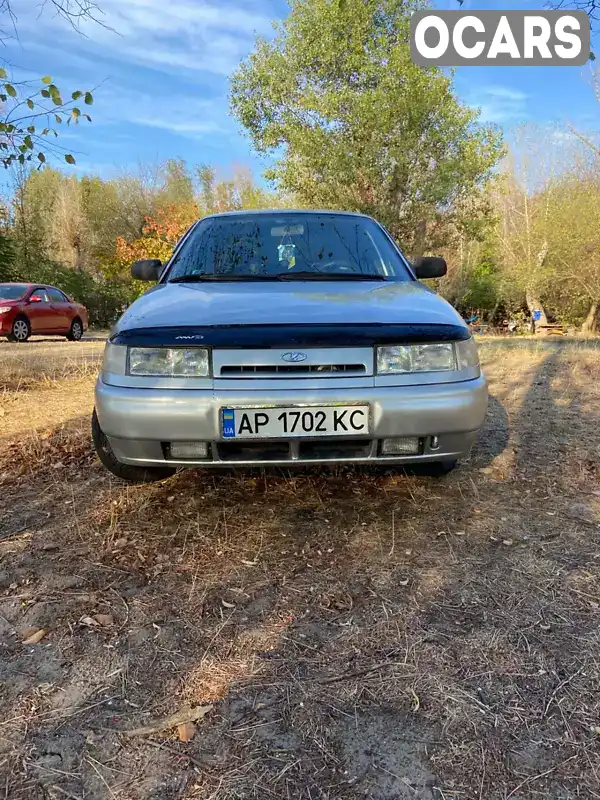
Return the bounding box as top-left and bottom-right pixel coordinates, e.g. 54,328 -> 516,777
221,405 -> 370,439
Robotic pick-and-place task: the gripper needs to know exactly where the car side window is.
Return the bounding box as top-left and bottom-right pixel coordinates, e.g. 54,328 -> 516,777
48,288 -> 67,302
32,289 -> 50,303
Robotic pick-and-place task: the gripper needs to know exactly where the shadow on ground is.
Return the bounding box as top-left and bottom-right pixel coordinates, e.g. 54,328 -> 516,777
1,345 -> 600,799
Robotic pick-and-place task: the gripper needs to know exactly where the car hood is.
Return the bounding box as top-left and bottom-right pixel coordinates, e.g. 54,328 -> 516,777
115,280 -> 466,332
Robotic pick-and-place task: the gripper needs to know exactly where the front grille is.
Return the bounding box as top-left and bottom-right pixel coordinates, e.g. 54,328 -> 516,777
219,364 -> 366,377
216,439 -> 374,462
298,440 -> 373,460
217,442 -> 290,461
213,347 -> 374,379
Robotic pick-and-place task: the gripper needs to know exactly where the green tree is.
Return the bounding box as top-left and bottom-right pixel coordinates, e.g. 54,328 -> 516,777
0,201 -> 15,280
491,125 -> 599,332
197,164 -> 216,213
462,246 -> 501,315
159,159 -> 195,208
6,158 -> 283,325
80,175 -> 122,263
10,166 -> 57,273
493,127 -> 565,331
210,165 -> 279,212
230,0 -> 503,253
0,234 -> 15,281
543,173 -> 600,332
441,234 -> 502,321
195,163 -> 278,214
113,167 -> 163,239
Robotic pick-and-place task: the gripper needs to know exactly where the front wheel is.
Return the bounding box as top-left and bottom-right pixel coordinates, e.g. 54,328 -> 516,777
67,318 -> 83,341
92,409 -> 177,484
7,316 -> 31,343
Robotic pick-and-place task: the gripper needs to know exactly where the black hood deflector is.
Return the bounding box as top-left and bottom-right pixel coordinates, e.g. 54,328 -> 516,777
111,323 -> 470,348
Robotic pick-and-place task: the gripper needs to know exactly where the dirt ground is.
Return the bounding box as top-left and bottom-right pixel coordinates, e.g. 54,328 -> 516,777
1,337 -> 600,800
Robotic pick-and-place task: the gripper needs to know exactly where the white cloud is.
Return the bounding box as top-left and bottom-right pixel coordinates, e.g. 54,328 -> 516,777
463,83 -> 529,124
70,159 -> 124,177
3,0 -> 277,146
98,0 -> 273,38
5,56 -> 235,143
481,85 -> 528,102
11,0 -> 274,78
96,87 -> 236,140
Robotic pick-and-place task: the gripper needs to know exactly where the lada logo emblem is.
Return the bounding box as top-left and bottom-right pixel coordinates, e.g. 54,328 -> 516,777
282,352 -> 308,363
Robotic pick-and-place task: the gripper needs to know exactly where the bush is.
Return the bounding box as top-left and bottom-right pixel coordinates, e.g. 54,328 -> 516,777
0,232 -> 16,282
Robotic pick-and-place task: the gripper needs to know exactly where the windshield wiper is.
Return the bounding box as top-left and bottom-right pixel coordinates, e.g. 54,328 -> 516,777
168,272 -> 388,283
168,274 -> 281,283
276,271 -> 387,281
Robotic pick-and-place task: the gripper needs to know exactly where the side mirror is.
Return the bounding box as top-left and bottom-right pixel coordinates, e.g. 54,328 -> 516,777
29,295 -> 42,303
132,259 -> 163,282
412,256 -> 447,280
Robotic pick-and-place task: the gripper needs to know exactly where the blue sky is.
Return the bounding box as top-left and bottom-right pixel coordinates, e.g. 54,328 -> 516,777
1,0 -> 598,181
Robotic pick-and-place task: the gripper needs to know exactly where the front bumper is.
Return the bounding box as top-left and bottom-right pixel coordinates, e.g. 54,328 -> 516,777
94,376 -> 488,468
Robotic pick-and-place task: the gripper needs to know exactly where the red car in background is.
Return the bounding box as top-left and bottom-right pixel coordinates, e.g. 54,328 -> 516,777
0,282 -> 88,342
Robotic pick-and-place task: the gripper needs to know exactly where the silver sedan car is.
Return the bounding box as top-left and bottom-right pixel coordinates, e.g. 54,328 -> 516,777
92,210 -> 487,483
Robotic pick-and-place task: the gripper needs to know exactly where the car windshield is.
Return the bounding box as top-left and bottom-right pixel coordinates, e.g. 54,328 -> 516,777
166,213 -> 411,282
0,283 -> 28,300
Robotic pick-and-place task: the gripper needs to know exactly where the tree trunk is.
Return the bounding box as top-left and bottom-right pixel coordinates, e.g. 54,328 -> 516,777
412,220 -> 427,258
581,303 -> 599,335
525,290 -> 548,334
524,243 -> 550,334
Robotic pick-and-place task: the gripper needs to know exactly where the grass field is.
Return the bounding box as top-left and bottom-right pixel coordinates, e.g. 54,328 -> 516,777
1,337 -> 600,800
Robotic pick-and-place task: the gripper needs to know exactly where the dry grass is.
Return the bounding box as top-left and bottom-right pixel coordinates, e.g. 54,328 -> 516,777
0,338 -> 104,464
0,337 -> 105,393
1,338 -> 600,799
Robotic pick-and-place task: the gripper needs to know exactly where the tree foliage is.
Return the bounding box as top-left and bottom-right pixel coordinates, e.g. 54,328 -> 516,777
6,160 -> 279,325
437,124 -> 600,333
231,0 -> 503,253
0,1 -> 97,166
111,165 -> 280,282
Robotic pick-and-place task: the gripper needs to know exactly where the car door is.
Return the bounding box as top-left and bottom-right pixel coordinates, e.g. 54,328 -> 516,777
47,287 -> 71,332
27,288 -> 58,333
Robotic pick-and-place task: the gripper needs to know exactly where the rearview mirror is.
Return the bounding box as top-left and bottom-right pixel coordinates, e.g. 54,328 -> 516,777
412,256 -> 447,280
29,295 -> 42,303
132,259 -> 163,282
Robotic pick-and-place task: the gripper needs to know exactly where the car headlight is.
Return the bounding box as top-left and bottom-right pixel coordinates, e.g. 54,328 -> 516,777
455,337 -> 480,370
377,339 -> 479,374
128,347 -> 209,377
0,306 -> 12,314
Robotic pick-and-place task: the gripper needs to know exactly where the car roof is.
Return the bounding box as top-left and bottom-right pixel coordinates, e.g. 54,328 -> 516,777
0,283 -> 67,292
199,209 -> 378,222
